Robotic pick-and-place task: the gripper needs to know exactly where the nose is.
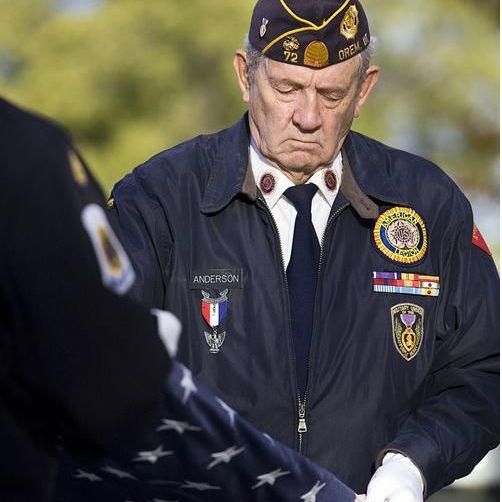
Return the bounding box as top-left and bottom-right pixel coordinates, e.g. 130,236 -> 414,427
292,91 -> 322,132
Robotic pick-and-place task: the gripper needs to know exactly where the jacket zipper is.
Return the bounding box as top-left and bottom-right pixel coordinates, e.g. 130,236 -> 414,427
257,193 -> 350,454
298,202 -> 350,452
317,202 -> 351,276
256,194 -> 301,447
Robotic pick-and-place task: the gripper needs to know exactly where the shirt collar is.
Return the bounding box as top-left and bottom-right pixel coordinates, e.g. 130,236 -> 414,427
250,141 -> 293,209
250,141 -> 342,210
309,153 -> 342,206
200,114 -> 407,215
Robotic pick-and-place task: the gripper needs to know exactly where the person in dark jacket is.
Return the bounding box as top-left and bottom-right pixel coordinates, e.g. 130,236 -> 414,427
108,0 -> 499,500
0,96 -> 174,501
2,97 -> 359,502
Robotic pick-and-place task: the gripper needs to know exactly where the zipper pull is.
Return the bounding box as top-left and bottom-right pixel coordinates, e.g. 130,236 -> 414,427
298,402 -> 307,433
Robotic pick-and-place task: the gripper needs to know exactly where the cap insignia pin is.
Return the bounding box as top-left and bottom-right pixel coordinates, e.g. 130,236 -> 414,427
340,5 -> 359,40
282,35 -> 300,63
260,18 -> 269,38
303,41 -> 329,68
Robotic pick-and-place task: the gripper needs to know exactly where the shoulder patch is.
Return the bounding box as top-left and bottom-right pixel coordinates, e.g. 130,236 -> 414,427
81,204 -> 135,295
472,225 -> 491,256
373,207 -> 427,264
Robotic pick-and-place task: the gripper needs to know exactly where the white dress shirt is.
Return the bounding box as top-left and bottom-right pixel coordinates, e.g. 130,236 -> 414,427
250,142 -> 343,269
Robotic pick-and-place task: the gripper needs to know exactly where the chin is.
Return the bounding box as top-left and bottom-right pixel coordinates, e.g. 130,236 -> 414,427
278,152 -> 327,172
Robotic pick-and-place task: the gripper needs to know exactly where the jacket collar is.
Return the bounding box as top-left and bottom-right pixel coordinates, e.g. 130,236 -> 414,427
342,131 -> 408,207
200,115 -> 255,214
200,115 -> 408,215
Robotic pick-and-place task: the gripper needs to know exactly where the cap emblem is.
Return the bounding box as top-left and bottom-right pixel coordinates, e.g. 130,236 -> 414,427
283,35 -> 300,52
303,41 -> 329,68
260,17 -> 269,38
340,5 -> 359,40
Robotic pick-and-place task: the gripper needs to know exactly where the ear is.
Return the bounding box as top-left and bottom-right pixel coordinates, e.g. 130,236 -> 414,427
354,64 -> 380,118
233,50 -> 251,103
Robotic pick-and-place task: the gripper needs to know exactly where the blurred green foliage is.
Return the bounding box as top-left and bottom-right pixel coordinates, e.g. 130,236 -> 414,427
0,0 -> 498,204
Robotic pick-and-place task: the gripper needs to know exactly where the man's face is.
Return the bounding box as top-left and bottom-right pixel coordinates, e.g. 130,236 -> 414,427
235,53 -> 378,181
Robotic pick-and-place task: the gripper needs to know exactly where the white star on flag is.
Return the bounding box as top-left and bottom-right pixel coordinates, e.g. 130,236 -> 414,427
252,468 -> 290,489
216,397 -> 237,427
180,366 -> 197,403
262,432 -> 275,445
157,418 -> 202,434
301,480 -> 327,501
133,445 -> 173,464
73,469 -> 102,482
101,465 -> 137,480
207,445 -> 245,469
181,481 -> 222,491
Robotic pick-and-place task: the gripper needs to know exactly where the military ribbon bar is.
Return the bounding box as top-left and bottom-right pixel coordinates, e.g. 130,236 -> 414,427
373,271 -> 440,297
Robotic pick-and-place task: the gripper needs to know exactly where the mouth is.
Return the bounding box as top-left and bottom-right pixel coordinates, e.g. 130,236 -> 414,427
287,139 -> 320,146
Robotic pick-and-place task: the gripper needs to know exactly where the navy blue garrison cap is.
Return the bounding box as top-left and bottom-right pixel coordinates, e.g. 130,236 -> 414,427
249,0 -> 370,68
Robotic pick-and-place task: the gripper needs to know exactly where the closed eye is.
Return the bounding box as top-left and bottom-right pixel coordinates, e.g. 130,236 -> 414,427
276,87 -> 296,95
320,92 -> 343,102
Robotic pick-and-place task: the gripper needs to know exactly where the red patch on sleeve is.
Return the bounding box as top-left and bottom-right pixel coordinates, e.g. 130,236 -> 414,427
472,225 -> 492,256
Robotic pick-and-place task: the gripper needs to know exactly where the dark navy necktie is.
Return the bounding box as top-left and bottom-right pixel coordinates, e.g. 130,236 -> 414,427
284,183 -> 320,399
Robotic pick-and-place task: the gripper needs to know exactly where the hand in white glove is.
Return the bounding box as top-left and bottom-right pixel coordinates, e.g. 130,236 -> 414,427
363,452 -> 424,502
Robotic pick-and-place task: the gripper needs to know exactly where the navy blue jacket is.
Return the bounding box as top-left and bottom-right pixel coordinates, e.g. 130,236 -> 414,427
110,115 -> 499,496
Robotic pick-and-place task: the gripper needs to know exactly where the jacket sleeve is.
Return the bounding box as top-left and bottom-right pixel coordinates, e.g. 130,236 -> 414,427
108,169 -> 173,310
2,117 -> 171,455
381,193 -> 499,496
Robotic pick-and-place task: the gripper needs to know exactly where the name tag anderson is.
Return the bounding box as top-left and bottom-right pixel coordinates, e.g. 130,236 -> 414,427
190,269 -> 243,289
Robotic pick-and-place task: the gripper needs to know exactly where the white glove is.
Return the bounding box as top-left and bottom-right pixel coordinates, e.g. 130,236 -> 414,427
151,308 -> 182,357
363,452 -> 424,502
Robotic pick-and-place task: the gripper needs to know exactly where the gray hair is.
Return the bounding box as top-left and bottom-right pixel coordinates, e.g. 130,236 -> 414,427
243,35 -> 377,87
357,36 -> 377,83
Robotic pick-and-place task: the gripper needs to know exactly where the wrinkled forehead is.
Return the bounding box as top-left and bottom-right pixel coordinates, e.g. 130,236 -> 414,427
261,54 -> 362,88
249,0 -> 370,69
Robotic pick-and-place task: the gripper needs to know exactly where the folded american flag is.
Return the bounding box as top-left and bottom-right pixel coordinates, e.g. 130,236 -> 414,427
56,362 -> 355,501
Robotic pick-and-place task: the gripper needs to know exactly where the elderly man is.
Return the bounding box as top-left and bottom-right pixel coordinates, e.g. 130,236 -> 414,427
109,0 -> 499,500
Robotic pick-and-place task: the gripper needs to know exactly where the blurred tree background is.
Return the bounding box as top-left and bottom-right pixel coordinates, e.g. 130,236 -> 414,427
0,0 -> 499,498
0,0 -> 498,254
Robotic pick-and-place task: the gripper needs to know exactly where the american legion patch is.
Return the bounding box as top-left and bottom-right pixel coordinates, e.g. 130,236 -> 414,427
373,207 -> 427,264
